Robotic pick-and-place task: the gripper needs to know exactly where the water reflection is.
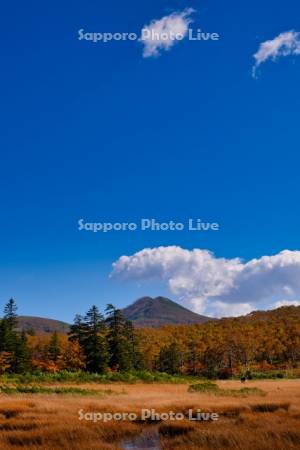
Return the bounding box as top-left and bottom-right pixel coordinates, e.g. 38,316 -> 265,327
122,427 -> 161,450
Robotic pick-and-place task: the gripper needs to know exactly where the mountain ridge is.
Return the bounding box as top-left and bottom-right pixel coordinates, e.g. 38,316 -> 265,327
17,316 -> 70,335
15,299 -> 300,334
16,297 -> 213,333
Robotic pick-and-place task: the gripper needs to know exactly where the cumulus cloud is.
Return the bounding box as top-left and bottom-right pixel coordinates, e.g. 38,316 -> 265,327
253,30 -> 300,77
140,8 -> 194,58
111,246 -> 300,317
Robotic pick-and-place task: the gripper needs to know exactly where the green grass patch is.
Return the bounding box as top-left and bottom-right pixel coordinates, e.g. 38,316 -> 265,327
232,387 -> 267,397
234,371 -> 294,380
188,381 -> 219,393
0,384 -> 116,396
188,382 -> 266,397
0,370 -> 200,385
0,370 -> 291,385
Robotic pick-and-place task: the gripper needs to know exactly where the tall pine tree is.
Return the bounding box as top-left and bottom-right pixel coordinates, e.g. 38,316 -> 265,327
105,304 -> 134,371
0,299 -> 30,373
83,306 -> 108,373
158,342 -> 182,374
48,331 -> 61,362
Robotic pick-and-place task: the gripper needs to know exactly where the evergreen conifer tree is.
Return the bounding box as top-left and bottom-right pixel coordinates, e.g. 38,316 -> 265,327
83,306 -> 108,373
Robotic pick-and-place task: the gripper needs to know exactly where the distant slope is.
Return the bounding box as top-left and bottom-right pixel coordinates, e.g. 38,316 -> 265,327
17,316 -> 70,335
13,304 -> 300,334
236,305 -> 300,323
122,296 -> 213,327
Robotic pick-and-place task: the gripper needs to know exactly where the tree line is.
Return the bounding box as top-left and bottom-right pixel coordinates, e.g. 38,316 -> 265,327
0,299 -> 143,374
0,299 -> 300,377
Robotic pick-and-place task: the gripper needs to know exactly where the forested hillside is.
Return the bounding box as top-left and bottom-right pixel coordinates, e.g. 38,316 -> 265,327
136,306 -> 300,377
0,299 -> 299,378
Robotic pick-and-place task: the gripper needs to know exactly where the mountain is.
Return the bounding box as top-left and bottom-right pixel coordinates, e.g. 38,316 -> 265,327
15,297 -> 210,334
17,316 -> 70,335
122,296 -> 213,327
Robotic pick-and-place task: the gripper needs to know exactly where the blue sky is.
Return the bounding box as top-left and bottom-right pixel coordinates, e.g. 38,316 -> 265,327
1,0 -> 300,321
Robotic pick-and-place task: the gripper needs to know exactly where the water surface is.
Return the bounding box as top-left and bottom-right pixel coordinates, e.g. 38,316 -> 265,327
122,427 -> 161,450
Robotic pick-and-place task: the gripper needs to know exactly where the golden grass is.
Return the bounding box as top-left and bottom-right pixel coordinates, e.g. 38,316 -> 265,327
0,380 -> 299,449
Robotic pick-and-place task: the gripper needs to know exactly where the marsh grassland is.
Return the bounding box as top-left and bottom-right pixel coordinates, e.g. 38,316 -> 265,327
0,380 -> 299,450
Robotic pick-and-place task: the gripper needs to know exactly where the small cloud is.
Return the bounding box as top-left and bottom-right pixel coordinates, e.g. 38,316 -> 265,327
140,8 -> 194,58
252,30 -> 300,77
208,301 -> 253,318
274,299 -> 300,308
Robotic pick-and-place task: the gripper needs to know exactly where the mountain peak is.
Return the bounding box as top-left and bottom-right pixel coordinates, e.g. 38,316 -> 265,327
122,296 -> 213,327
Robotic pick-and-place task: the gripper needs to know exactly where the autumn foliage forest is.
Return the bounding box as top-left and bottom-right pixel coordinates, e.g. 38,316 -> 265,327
0,299 -> 300,378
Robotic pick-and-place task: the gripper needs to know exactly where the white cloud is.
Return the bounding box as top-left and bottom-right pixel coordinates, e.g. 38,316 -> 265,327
111,246 -> 300,317
274,299 -> 300,308
253,30 -> 300,77
140,8 -> 194,58
208,301 -> 253,318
